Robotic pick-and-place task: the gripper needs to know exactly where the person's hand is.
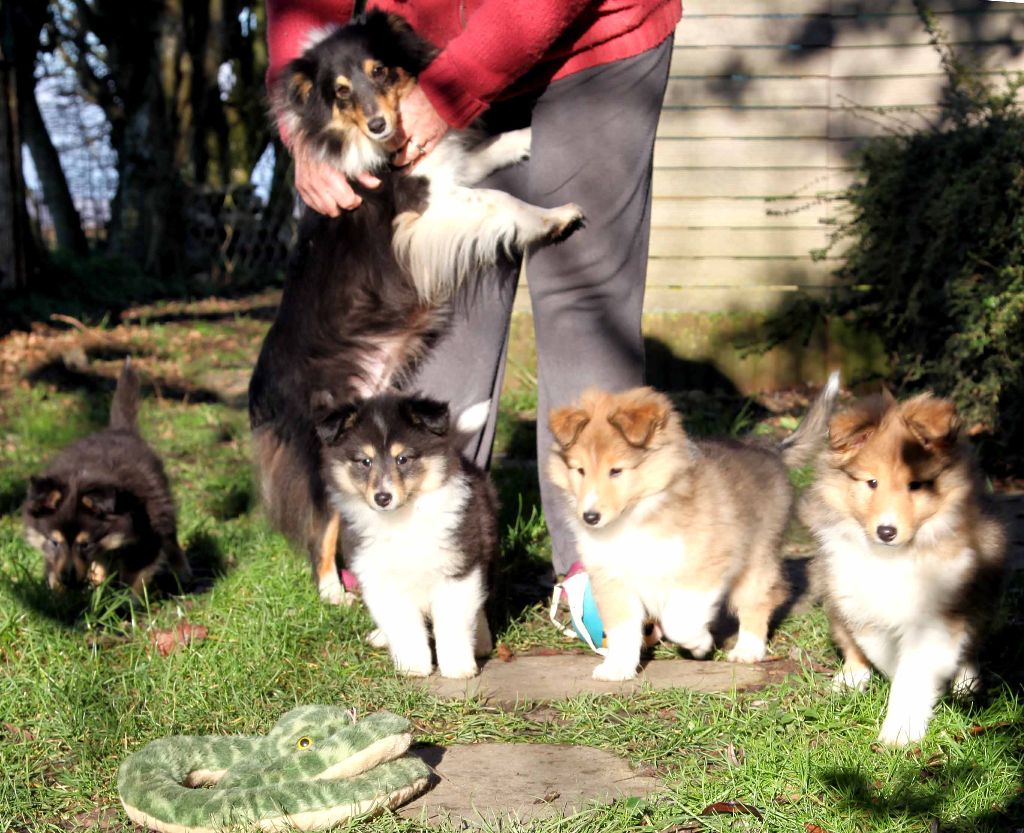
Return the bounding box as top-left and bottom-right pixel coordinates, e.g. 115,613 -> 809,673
393,84 -> 450,169
292,139 -> 381,215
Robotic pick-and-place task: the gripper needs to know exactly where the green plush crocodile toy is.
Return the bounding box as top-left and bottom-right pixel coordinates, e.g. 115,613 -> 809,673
117,705 -> 432,832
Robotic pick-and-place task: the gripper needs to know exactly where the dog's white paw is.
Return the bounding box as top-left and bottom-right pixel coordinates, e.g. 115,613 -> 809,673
951,663 -> 981,700
832,663 -> 872,693
502,127 -> 532,163
726,631 -> 766,663
439,661 -> 479,680
318,573 -> 351,606
878,710 -> 930,747
541,203 -> 585,244
395,658 -> 434,678
592,659 -> 639,682
366,628 -> 389,649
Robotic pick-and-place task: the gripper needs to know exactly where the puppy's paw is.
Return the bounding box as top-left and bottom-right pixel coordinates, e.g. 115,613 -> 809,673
878,712 -> 929,748
832,663 -> 872,693
366,628 -> 389,649
592,659 -> 639,682
318,573 -> 351,606
439,661 -> 479,680
395,659 -> 434,678
541,204 -> 585,244
951,663 -> 981,700
726,631 -> 766,663
501,127 -> 532,163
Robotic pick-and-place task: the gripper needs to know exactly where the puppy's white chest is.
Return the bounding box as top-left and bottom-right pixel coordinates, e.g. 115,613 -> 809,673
824,530 -> 974,629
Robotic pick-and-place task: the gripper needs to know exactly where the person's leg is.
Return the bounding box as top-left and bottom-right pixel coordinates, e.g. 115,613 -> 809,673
527,38 -> 673,575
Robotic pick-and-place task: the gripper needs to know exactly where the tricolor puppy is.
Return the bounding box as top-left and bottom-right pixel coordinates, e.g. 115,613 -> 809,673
548,376 -> 839,681
250,10 -> 583,606
802,392 -> 1006,746
316,394 -> 497,679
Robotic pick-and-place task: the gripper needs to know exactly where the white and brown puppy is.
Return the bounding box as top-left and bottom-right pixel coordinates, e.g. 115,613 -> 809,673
548,377 -> 839,681
803,392 -> 1006,746
316,394 -> 496,679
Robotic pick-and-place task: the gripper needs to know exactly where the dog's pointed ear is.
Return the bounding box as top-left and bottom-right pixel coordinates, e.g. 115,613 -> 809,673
26,477 -> 64,516
549,407 -> 589,449
828,396 -> 888,459
316,401 -> 361,446
402,397 -> 450,436
901,393 -> 959,453
81,486 -> 118,518
283,56 -> 316,107
364,10 -> 438,74
607,390 -> 671,448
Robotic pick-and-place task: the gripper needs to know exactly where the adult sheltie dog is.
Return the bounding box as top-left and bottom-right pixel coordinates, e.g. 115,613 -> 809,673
803,392 -> 1006,746
249,12 -> 583,604
547,375 -> 839,681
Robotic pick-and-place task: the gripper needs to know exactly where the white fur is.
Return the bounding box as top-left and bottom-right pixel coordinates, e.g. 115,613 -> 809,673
392,130 -> 583,303
727,629 -> 767,664
573,494 -> 728,681
334,475 -> 488,678
455,400 -> 491,436
318,571 -> 350,606
818,519 -> 978,745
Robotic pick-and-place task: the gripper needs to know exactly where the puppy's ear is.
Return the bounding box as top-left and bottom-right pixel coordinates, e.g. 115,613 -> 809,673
364,10 -> 438,74
283,56 -> 317,108
608,391 -> 671,448
402,397 -> 450,436
828,396 -> 887,459
81,487 -> 118,518
26,477 -> 64,516
316,403 -> 360,446
549,407 -> 589,449
901,393 -> 959,453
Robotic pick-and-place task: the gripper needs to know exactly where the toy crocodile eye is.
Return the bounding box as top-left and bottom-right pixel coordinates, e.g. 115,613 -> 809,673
296,736 -> 313,750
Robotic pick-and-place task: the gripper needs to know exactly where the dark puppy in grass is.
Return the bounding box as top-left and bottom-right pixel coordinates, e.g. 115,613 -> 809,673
23,361 -> 191,596
315,393 -> 496,678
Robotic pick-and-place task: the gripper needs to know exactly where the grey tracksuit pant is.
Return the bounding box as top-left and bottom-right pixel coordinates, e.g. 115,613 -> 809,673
410,36 -> 674,575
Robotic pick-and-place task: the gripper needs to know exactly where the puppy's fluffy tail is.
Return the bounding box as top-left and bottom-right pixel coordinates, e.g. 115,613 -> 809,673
109,358 -> 140,432
779,371 -> 840,469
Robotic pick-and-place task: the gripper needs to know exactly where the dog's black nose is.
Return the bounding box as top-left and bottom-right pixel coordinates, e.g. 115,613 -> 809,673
59,565 -> 81,587
367,116 -> 387,135
374,491 -> 393,508
582,511 -> 601,526
877,525 -> 897,543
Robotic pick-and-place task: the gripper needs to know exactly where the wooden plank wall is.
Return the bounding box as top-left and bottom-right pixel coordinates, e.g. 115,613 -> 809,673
520,0 -> 1024,313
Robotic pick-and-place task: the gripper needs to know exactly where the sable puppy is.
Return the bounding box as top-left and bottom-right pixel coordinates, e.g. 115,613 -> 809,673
548,375 -> 839,682
802,392 -> 1006,746
24,361 -> 190,595
317,394 -> 497,679
250,11 -> 583,605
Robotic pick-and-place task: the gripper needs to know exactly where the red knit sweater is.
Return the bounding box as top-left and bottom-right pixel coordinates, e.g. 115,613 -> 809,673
266,0 -> 681,130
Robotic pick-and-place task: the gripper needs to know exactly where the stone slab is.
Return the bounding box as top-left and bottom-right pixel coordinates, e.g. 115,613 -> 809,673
419,654 -> 769,706
400,743 -> 659,826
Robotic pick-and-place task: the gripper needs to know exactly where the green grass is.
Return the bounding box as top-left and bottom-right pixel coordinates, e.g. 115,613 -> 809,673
1,309 -> 1022,833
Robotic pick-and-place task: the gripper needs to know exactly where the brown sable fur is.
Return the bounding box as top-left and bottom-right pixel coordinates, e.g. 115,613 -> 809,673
803,392 -> 1006,746
548,378 -> 839,681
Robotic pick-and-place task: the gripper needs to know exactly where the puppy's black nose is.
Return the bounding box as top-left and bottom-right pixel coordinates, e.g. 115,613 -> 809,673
582,511 -> 601,526
877,525 -> 897,543
374,491 -> 393,508
60,565 -> 81,587
367,116 -> 387,135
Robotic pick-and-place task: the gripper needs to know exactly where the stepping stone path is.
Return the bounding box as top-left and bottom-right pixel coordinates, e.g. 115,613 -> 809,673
400,743 -> 659,826
420,654 -> 771,707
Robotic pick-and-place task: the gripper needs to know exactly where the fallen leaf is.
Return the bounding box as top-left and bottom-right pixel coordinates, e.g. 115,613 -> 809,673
149,621 -> 209,656
805,824 -> 831,833
700,801 -> 763,820
496,643 -> 514,662
4,723 -> 35,742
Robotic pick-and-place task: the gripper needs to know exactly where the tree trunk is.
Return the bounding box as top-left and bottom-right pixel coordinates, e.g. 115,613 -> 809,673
0,50 -> 29,290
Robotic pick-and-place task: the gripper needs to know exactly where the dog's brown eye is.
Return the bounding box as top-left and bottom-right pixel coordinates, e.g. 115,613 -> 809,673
908,480 -> 930,491
335,83 -> 351,100
370,64 -> 386,80
357,457 -> 371,468
576,467 -> 585,476
866,479 -> 878,489
396,455 -> 409,466
609,468 -> 623,478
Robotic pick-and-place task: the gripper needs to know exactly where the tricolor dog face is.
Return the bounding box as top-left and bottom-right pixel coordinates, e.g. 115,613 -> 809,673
317,394 -> 453,513
273,11 -> 436,171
